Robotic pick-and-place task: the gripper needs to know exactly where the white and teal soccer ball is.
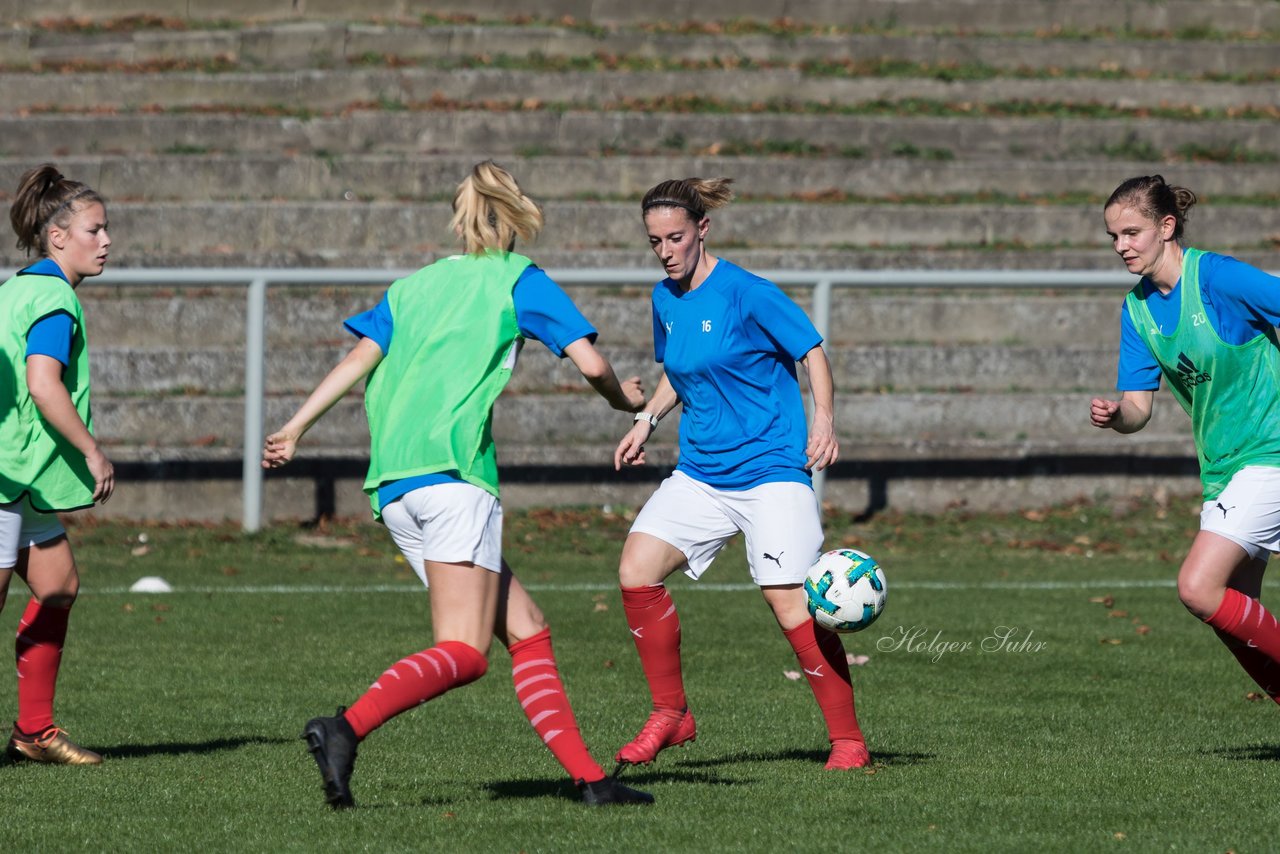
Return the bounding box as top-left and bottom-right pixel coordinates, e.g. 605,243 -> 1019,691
804,548 -> 887,633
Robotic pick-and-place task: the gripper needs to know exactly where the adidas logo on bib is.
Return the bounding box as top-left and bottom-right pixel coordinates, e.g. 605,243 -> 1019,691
1175,352 -> 1212,386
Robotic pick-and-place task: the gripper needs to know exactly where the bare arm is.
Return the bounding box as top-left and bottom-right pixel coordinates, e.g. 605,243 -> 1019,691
615,372 -> 681,470
262,337 -> 384,468
800,344 -> 839,471
562,338 -> 645,413
27,354 -> 114,502
1090,390 -> 1154,434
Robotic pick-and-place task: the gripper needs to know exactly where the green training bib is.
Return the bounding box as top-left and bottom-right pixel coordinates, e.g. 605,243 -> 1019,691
0,272 -> 96,511
362,250 -> 531,518
1125,248 -> 1280,499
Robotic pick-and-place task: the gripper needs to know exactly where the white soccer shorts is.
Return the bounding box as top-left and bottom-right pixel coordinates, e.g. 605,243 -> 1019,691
629,470 -> 824,586
0,496 -> 67,569
381,482 -> 504,586
1200,465 -> 1280,562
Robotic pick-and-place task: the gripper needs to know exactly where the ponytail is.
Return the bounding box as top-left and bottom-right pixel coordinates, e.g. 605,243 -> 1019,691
9,163 -> 105,256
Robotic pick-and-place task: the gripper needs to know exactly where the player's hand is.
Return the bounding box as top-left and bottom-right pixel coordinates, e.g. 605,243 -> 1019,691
805,412 -> 839,471
86,448 -> 114,503
620,376 -> 646,412
615,422 -> 652,470
262,429 -> 300,469
1089,397 -> 1121,429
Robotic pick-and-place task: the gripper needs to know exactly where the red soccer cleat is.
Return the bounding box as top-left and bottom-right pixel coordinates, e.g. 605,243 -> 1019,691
824,738 -> 871,770
614,708 -> 697,769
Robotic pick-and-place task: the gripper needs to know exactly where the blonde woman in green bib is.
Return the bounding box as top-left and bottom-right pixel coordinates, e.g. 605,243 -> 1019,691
264,161 -> 653,809
1,164 -> 113,765
1093,174 -> 1280,704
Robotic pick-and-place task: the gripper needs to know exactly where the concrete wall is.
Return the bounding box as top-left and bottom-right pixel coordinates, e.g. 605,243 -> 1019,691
3,2 -> 1276,518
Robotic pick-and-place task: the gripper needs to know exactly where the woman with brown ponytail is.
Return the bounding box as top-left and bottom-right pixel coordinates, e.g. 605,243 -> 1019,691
611,177 -> 870,773
1,164 -> 114,765
1093,175 -> 1280,707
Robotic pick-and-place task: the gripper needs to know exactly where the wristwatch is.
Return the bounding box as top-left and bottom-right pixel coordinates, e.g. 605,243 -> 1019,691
634,412 -> 659,429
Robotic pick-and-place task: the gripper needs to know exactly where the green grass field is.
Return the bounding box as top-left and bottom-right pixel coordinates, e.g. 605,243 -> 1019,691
0,497 -> 1274,852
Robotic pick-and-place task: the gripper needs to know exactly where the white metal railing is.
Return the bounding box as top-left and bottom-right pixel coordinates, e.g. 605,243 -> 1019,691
91,267 -> 1138,530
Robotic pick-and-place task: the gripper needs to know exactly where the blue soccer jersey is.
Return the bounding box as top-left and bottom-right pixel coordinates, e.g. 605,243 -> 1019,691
1117,251 -> 1280,390
653,259 -> 822,489
343,263 -> 599,506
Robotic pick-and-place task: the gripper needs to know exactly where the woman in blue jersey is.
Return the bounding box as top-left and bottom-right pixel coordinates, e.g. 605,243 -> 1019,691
611,177 -> 869,772
1,164 -> 113,766
263,161 -> 653,809
1092,174 -> 1280,705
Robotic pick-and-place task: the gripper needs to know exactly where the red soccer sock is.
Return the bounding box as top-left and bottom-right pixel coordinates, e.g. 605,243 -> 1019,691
1212,629 -> 1280,703
1206,588 -> 1280,703
343,641 -> 488,740
509,627 -> 605,783
620,585 -> 686,711
784,618 -> 864,743
15,598 -> 71,735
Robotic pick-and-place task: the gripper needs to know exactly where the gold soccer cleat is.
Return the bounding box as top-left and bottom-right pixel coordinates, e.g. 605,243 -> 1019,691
7,725 -> 103,765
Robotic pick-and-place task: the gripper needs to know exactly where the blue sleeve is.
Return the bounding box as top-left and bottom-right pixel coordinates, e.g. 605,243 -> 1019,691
652,296 -> 666,364
343,293 -> 393,354
741,281 -> 822,360
512,266 -> 597,358
1202,253 -> 1280,328
1116,301 -> 1161,391
25,311 -> 74,366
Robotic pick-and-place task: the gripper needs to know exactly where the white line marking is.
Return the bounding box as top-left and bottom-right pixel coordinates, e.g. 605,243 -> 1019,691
83,579 -> 1176,595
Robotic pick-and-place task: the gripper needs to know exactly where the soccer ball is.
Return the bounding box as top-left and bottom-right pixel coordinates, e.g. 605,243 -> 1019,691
804,548 -> 887,633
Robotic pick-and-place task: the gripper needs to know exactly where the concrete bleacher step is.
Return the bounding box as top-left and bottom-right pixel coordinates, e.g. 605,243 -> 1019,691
78,286 -> 1139,349
3,155 -> 1275,204
82,286 -> 1140,401
417,0 -> 1280,32
4,20 -> 1277,75
4,113 -> 1277,161
1,0 -> 1275,33
2,67 -> 1273,114
87,343 -> 1119,396
77,286 -> 1205,347
44,245 -> 1216,272
74,283 -> 1276,430
12,201 -> 1271,271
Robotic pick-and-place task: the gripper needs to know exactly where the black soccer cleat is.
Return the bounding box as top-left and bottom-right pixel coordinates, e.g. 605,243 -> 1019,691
577,775 -> 655,806
302,707 -> 359,809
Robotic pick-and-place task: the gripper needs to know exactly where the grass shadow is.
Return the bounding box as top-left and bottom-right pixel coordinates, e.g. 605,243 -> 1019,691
482,767 -> 746,802
482,778 -> 581,803
672,746 -> 934,769
1206,743 -> 1280,762
350,781 -> 589,809
599,746 -> 935,788
99,735 -> 293,760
